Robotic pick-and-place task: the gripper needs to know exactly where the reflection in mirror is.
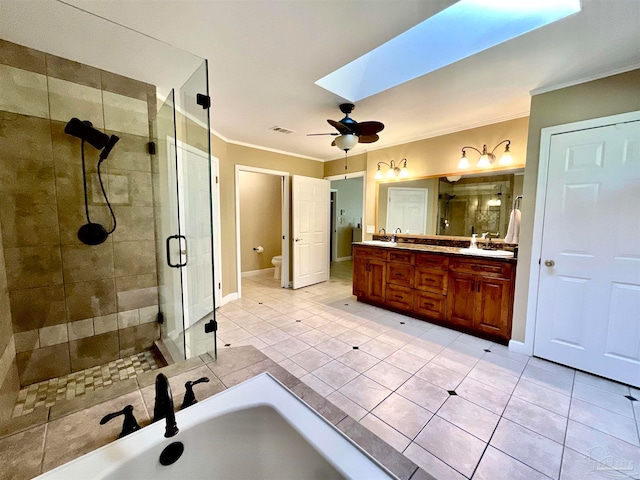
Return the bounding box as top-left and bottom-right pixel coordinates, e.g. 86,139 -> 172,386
376,169 -> 523,238
377,178 -> 439,235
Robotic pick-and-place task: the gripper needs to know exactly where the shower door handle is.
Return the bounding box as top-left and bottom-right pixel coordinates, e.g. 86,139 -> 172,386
166,235 -> 188,268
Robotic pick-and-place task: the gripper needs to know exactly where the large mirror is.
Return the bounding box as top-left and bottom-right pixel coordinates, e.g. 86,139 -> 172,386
376,169 -> 524,238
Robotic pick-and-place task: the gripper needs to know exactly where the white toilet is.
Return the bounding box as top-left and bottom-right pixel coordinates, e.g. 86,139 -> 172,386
271,255 -> 282,280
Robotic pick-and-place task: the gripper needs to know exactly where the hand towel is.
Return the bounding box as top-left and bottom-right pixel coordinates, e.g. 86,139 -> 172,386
504,208 -> 521,244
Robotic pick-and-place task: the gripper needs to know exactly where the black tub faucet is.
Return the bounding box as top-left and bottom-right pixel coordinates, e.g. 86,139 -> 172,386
153,373 -> 179,438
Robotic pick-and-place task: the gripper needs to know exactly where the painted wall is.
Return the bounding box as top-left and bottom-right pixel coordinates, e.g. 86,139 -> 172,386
331,178 -> 363,259
0,40 -> 159,386
512,68 -> 640,343
239,172 -> 282,272
214,141 -> 324,297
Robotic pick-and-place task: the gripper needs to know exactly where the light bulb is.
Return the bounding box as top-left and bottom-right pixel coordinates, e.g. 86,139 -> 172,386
498,151 -> 513,165
399,166 -> 409,178
477,154 -> 491,168
374,168 -> 383,180
386,168 -> 396,179
458,153 -> 470,169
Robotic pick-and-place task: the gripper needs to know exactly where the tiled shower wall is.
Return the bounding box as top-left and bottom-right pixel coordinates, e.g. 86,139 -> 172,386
0,39 -> 160,387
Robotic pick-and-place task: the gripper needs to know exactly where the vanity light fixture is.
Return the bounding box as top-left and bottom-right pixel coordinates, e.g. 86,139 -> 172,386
375,158 -> 409,180
458,140 -> 512,169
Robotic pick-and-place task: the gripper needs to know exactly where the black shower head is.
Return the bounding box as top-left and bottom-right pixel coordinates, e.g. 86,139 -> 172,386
64,118 -> 109,150
99,135 -> 120,161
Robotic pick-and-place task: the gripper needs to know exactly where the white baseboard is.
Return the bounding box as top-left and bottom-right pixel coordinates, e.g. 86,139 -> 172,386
220,292 -> 239,306
509,339 -> 533,356
241,267 -> 275,277
336,256 -> 353,262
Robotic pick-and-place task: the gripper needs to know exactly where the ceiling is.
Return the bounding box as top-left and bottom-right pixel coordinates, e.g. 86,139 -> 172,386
3,0 -> 640,161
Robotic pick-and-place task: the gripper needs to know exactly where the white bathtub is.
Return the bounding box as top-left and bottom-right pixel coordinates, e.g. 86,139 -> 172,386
38,373 -> 397,479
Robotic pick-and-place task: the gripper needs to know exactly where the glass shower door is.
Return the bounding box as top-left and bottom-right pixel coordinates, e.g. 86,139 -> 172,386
154,90 -> 187,361
154,60 -> 216,361
178,60 -> 216,358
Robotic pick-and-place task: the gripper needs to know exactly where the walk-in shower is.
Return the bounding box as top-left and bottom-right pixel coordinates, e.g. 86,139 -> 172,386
0,0 -> 218,421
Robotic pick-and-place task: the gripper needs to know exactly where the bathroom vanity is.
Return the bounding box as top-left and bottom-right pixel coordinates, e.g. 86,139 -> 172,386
353,242 -> 516,343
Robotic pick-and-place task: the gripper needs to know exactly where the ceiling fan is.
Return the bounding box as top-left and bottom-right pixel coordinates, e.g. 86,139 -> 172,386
307,103 -> 385,148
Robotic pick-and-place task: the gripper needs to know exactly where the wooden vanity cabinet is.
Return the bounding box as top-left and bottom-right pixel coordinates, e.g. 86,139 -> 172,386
353,245 -> 515,342
447,257 -> 515,339
353,246 -> 386,303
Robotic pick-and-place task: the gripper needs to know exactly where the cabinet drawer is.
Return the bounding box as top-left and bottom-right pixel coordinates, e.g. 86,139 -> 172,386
387,263 -> 414,288
413,291 -> 446,320
387,250 -> 415,265
415,268 -> 447,294
353,246 -> 387,261
386,284 -> 413,311
449,257 -> 513,278
415,253 -> 448,270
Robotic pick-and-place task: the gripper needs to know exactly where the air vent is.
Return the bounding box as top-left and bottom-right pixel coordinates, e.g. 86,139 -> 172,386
269,126 -> 295,135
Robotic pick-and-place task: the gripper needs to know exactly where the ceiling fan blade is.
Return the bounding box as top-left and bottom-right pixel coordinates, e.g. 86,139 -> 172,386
327,119 -> 353,134
306,133 -> 339,136
358,134 -> 379,144
357,121 -> 384,136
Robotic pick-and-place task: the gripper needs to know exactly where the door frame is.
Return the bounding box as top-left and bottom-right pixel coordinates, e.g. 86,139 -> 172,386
235,165 -> 290,297
330,189 -> 338,262
517,110 -> 640,356
325,171 -> 366,258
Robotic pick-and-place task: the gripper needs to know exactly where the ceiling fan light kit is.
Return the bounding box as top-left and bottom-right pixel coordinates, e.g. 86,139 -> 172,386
458,140 -> 512,169
334,134 -> 359,151
375,158 -> 408,180
307,103 -> 385,152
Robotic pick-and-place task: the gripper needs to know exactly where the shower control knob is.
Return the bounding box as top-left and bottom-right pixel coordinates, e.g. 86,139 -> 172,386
544,259 -> 555,267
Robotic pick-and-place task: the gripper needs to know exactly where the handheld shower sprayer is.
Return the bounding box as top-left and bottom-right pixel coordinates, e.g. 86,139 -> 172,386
64,118 -> 119,246
64,118 -> 109,149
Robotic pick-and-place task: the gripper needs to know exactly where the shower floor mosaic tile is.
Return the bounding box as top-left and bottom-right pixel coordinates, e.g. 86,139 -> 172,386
11,351 -> 162,418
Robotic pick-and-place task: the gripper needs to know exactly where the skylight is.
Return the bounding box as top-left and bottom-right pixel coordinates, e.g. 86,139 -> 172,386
315,0 -> 581,101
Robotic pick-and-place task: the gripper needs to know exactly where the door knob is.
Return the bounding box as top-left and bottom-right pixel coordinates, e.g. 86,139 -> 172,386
544,259 -> 555,267
295,238 -> 302,242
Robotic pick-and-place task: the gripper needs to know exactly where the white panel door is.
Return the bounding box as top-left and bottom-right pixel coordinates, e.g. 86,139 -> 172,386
534,120 -> 640,386
386,187 -> 428,235
178,144 -> 214,328
293,175 -> 330,289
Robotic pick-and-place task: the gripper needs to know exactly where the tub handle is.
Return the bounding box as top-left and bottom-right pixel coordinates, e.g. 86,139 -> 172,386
99,404 -> 141,438
181,377 -> 210,410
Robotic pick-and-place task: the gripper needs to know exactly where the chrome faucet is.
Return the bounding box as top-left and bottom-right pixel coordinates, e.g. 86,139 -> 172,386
153,373 -> 179,438
391,227 -> 401,242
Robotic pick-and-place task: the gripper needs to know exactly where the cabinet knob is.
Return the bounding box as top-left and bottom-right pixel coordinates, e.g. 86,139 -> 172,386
544,259 -> 555,267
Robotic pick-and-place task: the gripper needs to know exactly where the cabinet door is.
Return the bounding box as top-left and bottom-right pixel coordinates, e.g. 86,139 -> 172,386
353,258 -> 369,297
368,260 -> 386,303
447,273 -> 476,329
474,277 -> 511,338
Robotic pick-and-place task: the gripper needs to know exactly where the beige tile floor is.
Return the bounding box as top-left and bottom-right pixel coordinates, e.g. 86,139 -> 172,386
185,262 -> 640,480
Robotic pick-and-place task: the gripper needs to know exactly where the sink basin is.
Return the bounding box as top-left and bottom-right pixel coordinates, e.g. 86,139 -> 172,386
459,248 -> 514,258
361,240 -> 397,247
